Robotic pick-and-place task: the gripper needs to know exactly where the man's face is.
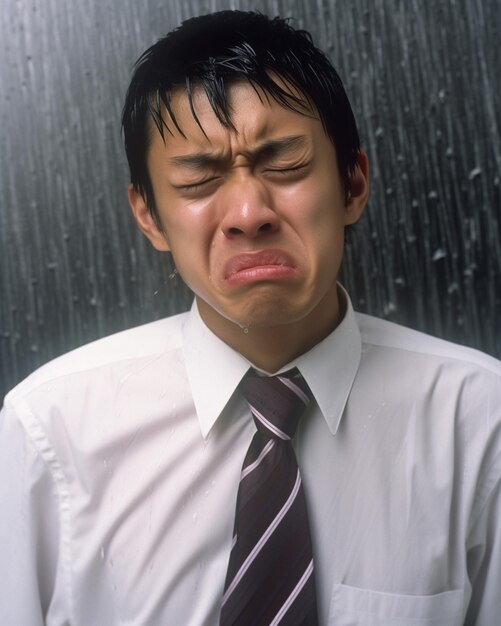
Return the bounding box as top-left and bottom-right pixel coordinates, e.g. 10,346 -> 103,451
130,81 -> 368,342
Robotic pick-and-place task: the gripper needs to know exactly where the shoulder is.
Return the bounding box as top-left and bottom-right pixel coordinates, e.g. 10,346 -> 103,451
2,310 -> 191,470
354,312 -> 501,439
354,313 -> 501,505
5,311 -> 190,404
356,311 -> 501,377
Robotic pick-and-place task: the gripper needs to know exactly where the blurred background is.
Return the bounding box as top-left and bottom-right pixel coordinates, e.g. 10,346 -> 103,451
1,0 -> 500,402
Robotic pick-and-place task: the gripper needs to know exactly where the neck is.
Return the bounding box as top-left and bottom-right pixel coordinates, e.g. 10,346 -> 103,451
197,286 -> 343,373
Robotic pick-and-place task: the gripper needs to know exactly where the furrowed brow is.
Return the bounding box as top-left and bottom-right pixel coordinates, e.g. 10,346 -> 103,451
168,135 -> 308,170
254,135 -> 308,160
168,152 -> 226,170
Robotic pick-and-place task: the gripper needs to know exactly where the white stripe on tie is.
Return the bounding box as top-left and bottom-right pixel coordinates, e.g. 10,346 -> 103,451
230,534 -> 238,551
269,559 -> 314,626
241,439 -> 275,480
250,406 -> 289,440
221,469 -> 302,606
277,376 -> 310,406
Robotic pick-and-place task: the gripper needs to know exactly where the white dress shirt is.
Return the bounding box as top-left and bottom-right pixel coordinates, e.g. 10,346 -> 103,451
1,288 -> 501,626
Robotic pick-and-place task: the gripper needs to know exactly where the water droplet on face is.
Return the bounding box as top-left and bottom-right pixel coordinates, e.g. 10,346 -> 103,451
243,327 -> 249,334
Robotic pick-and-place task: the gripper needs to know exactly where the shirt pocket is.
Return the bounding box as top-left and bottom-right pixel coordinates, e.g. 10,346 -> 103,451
328,583 -> 464,626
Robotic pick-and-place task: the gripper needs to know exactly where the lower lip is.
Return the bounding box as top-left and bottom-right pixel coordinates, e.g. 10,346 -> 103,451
226,265 -> 297,286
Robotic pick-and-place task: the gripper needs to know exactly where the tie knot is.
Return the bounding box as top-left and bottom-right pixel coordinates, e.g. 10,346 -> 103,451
240,368 -> 311,440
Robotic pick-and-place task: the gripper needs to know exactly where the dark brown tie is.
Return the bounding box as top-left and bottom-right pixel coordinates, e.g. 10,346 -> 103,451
220,369 -> 318,625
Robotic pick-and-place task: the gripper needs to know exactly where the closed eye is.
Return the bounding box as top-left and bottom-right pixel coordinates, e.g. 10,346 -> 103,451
264,163 -> 310,178
267,165 -> 307,173
175,177 -> 221,193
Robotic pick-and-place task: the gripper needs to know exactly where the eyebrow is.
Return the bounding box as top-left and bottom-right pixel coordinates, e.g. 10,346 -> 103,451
168,135 -> 308,170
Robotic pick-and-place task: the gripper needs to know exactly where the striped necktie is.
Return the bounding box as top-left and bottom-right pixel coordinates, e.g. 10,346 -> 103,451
220,368 -> 318,626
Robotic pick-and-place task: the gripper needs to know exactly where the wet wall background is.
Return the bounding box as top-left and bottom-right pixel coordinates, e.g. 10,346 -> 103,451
1,0 -> 500,402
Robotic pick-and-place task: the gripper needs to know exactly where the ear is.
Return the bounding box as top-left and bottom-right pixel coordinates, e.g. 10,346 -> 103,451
344,149 -> 369,226
128,184 -> 170,251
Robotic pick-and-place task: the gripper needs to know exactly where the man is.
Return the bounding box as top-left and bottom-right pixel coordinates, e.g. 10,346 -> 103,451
1,9 -> 500,626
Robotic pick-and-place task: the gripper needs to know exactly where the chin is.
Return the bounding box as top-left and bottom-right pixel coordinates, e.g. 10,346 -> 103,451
228,296 -> 312,330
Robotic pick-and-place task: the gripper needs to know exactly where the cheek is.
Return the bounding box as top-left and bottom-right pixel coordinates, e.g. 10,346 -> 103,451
300,191 -> 346,270
160,199 -> 215,248
288,173 -> 344,216
162,216 -> 216,288
297,189 -> 345,244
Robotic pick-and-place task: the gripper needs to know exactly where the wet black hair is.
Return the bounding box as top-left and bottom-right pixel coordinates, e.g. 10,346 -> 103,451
122,10 -> 361,221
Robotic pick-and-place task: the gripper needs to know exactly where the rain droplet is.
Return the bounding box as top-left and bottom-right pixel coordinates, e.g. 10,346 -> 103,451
432,248 -> 447,262
468,166 -> 482,181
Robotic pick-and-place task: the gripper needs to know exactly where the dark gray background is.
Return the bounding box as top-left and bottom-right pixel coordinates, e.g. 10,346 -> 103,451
1,0 -> 500,403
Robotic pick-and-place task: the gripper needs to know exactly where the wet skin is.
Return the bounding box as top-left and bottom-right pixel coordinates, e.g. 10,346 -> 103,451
129,81 -> 369,372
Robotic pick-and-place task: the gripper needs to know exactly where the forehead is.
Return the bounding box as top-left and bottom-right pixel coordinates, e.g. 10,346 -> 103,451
147,80 -> 322,155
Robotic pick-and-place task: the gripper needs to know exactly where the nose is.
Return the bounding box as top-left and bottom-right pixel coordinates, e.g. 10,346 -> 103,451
219,176 -> 279,239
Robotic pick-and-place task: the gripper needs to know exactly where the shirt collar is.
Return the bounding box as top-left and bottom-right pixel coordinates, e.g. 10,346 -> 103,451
287,286 -> 362,435
182,302 -> 252,439
182,284 -> 361,438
